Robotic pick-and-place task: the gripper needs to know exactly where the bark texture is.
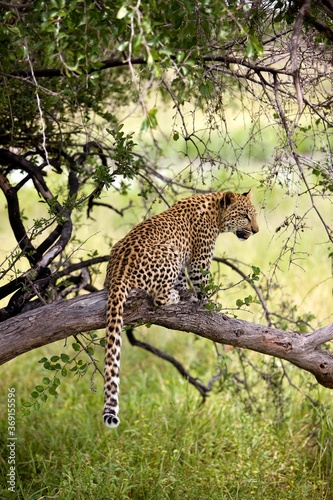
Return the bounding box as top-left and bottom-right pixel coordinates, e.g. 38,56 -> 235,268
0,290 -> 332,389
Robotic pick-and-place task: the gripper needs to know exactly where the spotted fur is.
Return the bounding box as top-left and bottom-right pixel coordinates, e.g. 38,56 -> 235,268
103,191 -> 259,427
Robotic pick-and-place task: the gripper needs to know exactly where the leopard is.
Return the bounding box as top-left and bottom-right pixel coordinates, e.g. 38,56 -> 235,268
103,190 -> 259,428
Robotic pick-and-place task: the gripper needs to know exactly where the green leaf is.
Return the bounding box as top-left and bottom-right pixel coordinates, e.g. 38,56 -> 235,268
147,107 -> 158,128
50,355 -> 60,362
117,41 -> 129,51
199,81 -> 214,98
31,391 -> 39,399
61,353 -> 70,363
200,268 -> 210,276
246,41 -> 254,58
33,401 -> 40,412
140,118 -> 149,134
147,52 -> 155,66
48,386 -> 58,396
246,35 -> 264,59
72,343 -> 81,352
35,385 -> 44,393
244,295 -> 253,305
204,302 -> 215,311
140,107 -> 158,133
117,5 -> 128,19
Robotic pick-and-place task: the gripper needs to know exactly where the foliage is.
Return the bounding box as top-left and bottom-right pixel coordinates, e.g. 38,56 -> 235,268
22,332 -> 104,415
0,0 -> 332,395
0,3 -> 332,491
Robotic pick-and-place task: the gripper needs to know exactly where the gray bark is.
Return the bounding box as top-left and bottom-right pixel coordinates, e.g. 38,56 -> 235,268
0,289 -> 332,388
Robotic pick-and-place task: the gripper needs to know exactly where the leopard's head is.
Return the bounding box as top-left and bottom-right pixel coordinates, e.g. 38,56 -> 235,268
220,191 -> 259,240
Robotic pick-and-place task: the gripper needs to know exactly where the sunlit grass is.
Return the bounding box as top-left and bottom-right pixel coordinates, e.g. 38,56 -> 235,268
1,336 -> 333,499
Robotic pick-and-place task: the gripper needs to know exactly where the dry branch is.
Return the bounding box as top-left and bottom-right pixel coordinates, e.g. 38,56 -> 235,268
0,290 -> 332,389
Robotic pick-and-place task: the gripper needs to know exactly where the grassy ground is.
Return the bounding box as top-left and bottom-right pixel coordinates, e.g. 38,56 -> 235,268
1,331 -> 333,499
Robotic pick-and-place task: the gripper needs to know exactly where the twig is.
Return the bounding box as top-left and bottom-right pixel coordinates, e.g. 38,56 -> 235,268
273,75 -> 333,244
73,334 -> 103,378
88,201 -> 133,218
290,0 -> 311,111
126,327 -> 221,401
213,256 -> 272,325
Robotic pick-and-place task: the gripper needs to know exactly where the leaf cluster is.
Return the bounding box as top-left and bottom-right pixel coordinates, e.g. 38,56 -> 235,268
22,332 -> 104,414
0,0 -> 302,148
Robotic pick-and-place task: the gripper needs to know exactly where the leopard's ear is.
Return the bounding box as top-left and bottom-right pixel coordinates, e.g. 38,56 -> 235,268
242,190 -> 251,197
221,191 -> 237,208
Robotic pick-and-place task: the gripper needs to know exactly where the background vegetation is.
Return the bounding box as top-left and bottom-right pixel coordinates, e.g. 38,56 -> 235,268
0,0 -> 332,498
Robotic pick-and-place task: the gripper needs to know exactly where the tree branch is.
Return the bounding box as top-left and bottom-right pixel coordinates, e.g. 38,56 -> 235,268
0,170 -> 37,265
126,326 -> 219,399
9,54 -> 294,79
290,0 -> 311,111
0,1 -> 33,7
0,290 -> 332,389
0,149 -> 81,317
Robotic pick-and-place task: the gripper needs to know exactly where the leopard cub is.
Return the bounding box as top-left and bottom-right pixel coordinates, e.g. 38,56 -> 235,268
103,191 -> 259,427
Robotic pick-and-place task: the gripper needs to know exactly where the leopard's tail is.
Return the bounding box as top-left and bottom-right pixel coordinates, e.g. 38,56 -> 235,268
103,285 -> 128,428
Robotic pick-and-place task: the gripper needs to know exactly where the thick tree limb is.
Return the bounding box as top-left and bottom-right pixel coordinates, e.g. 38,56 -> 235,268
0,290 -> 332,389
0,171 -> 37,265
0,149 -> 80,317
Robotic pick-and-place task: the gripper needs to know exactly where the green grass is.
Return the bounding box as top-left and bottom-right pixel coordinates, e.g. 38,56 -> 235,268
1,334 -> 333,500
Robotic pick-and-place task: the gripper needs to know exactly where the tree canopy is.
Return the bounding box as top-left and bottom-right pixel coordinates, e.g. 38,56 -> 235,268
0,0 -> 332,403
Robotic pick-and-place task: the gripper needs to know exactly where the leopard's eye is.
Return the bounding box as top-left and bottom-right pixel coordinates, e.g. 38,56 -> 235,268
243,213 -> 251,222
